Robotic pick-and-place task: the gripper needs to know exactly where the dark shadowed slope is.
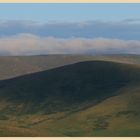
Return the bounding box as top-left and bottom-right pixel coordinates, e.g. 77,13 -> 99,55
0,61 -> 140,115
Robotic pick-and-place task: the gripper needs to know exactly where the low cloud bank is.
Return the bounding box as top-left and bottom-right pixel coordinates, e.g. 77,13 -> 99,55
0,34 -> 140,55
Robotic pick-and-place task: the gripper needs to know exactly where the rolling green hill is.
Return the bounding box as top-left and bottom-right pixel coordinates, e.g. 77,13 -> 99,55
0,60 -> 140,136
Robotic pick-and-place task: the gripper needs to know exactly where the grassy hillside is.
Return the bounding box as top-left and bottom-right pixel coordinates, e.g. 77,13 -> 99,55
44,85 -> 140,137
0,60 -> 140,136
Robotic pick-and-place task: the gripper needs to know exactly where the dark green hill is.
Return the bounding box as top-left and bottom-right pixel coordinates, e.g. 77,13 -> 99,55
0,60 -> 140,136
0,61 -> 140,115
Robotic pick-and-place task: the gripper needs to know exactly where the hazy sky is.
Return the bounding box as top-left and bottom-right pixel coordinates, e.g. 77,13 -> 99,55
0,3 -> 140,55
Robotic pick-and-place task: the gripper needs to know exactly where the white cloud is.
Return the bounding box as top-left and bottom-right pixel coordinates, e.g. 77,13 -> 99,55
0,33 -> 140,55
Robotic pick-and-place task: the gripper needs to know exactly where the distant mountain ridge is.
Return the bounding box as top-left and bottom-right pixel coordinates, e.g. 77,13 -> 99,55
0,54 -> 140,80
